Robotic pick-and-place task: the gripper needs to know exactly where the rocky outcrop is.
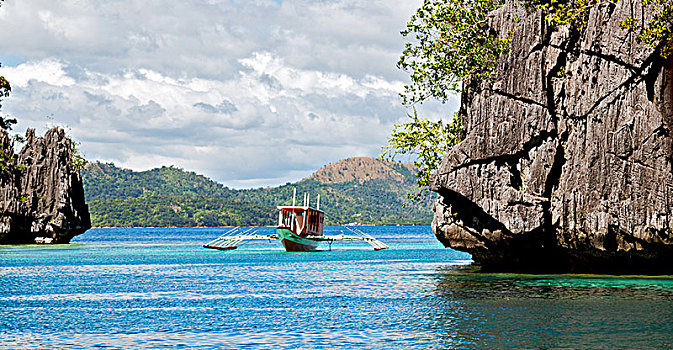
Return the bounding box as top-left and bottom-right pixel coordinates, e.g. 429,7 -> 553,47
0,128 -> 90,244
432,3 -> 673,273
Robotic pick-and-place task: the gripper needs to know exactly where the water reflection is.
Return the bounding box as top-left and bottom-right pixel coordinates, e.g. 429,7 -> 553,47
427,265 -> 673,349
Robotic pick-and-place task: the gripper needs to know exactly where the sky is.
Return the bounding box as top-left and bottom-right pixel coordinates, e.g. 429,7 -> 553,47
0,0 -> 459,188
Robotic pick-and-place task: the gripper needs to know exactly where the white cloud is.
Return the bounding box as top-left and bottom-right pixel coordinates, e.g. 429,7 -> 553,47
0,0 -> 459,188
4,59 -> 75,87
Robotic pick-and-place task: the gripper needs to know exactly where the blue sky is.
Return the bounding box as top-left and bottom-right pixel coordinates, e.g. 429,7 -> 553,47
0,0 -> 458,188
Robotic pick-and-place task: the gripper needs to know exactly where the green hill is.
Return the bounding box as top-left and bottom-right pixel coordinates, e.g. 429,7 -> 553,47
81,157 -> 432,227
82,163 -> 275,227
83,162 -> 235,200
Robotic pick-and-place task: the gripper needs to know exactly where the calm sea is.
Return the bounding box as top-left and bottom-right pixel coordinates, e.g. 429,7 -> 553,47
1,226 -> 673,349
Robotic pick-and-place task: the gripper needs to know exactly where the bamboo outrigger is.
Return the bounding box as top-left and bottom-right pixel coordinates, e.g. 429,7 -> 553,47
203,189 -> 388,252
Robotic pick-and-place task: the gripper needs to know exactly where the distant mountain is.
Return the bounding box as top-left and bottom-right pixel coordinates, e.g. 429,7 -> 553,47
306,157 -> 416,184
82,157 -> 432,227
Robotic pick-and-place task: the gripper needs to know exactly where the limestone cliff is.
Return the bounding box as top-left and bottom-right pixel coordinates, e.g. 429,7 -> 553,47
0,128 -> 90,244
431,3 -> 673,273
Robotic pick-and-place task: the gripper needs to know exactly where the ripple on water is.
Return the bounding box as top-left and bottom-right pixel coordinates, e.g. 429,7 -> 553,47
2,227 -> 673,349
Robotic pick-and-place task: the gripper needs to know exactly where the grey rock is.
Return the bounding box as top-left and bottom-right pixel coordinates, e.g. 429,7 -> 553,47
0,128 -> 90,244
432,2 -> 673,273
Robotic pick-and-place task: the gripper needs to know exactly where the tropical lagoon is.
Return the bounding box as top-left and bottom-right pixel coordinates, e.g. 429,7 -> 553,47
1,226 -> 672,349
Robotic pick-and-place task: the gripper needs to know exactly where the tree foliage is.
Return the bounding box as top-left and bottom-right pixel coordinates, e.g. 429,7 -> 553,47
618,0 -> 673,58
0,59 -> 20,170
382,110 -> 464,202
0,65 -> 17,131
532,0 -> 672,57
68,138 -> 88,171
397,0 -> 509,104
535,0 -> 605,27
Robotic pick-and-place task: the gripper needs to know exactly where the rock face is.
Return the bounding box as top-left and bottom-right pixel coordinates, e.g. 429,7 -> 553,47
432,3 -> 673,273
0,128 -> 90,244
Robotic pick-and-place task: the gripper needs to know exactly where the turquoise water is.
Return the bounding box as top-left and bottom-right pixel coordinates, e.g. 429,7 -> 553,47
1,226 -> 672,349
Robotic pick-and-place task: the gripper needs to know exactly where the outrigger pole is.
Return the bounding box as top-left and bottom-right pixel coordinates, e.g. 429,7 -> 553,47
306,226 -> 388,250
203,226 -> 388,251
203,227 -> 278,251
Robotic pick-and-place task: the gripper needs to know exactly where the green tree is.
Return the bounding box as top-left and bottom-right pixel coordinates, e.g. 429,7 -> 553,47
397,0 -> 509,104
0,55 -> 20,171
0,65 -> 16,130
382,109 -> 464,201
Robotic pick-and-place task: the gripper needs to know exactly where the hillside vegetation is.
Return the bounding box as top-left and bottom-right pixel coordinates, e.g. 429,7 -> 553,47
307,157 -> 416,184
82,157 -> 432,227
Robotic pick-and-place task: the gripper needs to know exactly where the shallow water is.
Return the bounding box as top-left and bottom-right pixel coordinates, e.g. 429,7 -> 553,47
1,226 -> 672,349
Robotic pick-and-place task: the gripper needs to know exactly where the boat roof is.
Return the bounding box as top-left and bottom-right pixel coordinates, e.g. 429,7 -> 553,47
277,206 -> 324,214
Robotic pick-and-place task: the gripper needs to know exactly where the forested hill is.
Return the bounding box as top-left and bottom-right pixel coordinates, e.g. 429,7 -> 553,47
82,163 -> 273,227
82,157 -> 432,227
306,157 -> 416,184
83,162 -> 235,200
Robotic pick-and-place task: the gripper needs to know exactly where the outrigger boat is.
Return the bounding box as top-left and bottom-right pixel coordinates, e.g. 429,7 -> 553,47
203,189 -> 388,252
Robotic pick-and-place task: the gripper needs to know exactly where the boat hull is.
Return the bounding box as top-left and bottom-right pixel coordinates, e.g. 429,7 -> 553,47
276,228 -> 319,252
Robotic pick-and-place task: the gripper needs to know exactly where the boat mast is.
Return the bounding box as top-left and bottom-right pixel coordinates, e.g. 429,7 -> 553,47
317,194 -> 320,211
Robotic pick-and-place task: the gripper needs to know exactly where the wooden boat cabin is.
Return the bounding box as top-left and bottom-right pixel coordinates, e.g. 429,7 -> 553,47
277,203 -> 324,237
